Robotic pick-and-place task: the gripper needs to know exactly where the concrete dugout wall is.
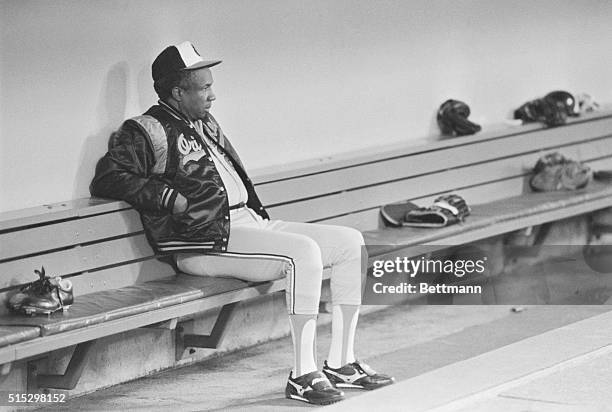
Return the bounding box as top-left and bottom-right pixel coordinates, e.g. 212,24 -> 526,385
1,0 -> 612,212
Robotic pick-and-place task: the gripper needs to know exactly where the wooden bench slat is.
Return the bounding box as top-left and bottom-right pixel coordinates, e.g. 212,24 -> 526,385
267,140 -> 612,222
255,119 -> 612,206
0,234 -> 156,288
251,110 -> 612,184
0,209 -> 143,261
250,124 -> 538,184
0,258 -> 175,316
70,259 -> 176,297
316,177 -> 530,231
2,276 -> 286,362
318,155 -> 612,232
364,180 -> 612,258
0,275 -> 240,336
368,192 -> 612,263
0,198 -> 131,232
0,326 -> 40,349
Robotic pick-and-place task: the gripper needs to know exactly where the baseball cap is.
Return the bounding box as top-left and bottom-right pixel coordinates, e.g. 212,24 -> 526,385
152,41 -> 222,82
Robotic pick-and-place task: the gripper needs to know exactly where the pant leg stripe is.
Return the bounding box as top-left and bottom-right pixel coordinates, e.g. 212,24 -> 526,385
199,251 -> 298,314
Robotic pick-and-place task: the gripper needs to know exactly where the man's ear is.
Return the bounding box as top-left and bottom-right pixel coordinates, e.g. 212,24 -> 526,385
171,86 -> 183,102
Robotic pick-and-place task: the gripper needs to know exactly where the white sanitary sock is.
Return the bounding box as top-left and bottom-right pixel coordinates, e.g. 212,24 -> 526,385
289,314 -> 318,377
327,304 -> 360,368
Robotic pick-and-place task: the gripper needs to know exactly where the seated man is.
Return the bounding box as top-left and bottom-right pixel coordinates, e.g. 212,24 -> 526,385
90,41 -> 394,405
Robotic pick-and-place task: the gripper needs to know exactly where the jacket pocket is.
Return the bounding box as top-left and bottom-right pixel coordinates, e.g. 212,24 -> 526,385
171,209 -> 195,233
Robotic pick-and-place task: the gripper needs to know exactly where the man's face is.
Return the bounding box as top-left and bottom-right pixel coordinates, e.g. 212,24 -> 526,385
178,68 -> 216,120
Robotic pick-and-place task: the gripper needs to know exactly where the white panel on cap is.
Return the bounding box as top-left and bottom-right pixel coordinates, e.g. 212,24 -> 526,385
175,41 -> 204,68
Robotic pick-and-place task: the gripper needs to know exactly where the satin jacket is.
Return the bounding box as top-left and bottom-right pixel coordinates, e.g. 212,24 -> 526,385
90,101 -> 269,254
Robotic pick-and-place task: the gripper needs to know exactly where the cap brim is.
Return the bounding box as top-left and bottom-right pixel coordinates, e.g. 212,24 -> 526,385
185,59 -> 222,70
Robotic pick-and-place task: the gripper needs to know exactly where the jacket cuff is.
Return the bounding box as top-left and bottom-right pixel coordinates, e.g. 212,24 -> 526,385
161,186 -> 179,212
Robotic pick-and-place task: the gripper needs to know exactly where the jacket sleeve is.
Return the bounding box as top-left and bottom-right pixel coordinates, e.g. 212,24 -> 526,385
90,121 -> 179,212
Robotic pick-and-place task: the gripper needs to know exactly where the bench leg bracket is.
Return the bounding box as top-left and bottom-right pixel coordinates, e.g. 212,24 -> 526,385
28,340 -> 96,391
176,302 -> 239,359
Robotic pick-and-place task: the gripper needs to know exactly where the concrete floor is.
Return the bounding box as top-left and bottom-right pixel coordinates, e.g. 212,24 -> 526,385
50,304 -> 611,412
454,352 -> 612,412
323,309 -> 612,412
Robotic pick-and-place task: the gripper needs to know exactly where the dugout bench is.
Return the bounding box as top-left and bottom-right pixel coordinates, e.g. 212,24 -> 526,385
1,109 -> 612,392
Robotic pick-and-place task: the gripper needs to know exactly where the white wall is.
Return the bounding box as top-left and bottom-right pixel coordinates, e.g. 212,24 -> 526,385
1,0 -> 611,212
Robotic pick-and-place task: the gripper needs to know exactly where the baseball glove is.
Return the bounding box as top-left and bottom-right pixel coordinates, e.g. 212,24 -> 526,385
530,153 -> 592,192
514,97 -> 567,127
545,91 -> 579,117
532,152 -> 571,174
576,93 -> 600,114
403,194 -> 471,228
380,201 -> 420,227
437,99 -> 482,137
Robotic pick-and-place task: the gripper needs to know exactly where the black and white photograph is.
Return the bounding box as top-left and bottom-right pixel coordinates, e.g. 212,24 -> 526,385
1,1 -> 611,411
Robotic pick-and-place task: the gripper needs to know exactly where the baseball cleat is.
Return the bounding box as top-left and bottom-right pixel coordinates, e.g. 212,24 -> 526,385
285,370 -> 344,405
8,267 -> 50,312
323,360 -> 395,390
12,267 -> 74,316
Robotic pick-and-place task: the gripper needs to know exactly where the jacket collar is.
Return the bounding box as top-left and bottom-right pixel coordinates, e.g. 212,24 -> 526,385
159,99 -> 218,145
159,99 -> 192,124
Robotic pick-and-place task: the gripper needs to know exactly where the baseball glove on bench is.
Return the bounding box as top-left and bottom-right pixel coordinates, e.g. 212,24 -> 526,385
437,99 -> 482,137
380,194 -> 471,228
529,152 -> 592,192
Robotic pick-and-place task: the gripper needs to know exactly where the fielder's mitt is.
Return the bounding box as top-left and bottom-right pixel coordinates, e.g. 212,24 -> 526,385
544,91 -> 579,118
576,93 -> 600,114
530,153 -> 592,192
532,152 -> 571,174
380,201 -> 420,227
403,194 -> 471,228
514,97 -> 567,127
437,99 -> 482,137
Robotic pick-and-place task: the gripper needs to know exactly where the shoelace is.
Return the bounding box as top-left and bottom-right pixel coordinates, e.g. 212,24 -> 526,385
20,276 -> 53,295
20,269 -> 68,305
54,282 -> 69,307
352,361 -> 376,376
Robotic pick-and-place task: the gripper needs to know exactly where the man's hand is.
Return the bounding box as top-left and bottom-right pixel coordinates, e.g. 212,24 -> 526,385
173,193 -> 189,214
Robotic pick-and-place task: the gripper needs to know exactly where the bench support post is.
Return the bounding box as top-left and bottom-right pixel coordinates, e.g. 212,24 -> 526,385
176,302 -> 239,358
28,340 -> 96,391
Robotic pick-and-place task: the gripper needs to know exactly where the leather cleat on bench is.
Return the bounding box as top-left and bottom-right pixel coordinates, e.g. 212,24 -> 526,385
285,370 -> 345,405
323,360 -> 395,390
8,267 -> 53,312
12,268 -> 74,316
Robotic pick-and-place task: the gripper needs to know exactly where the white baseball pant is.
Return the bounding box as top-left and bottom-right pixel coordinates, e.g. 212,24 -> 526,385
175,206 -> 365,315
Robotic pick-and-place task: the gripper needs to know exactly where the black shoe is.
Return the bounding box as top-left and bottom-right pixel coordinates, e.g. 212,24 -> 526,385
9,267 -> 74,315
323,360 -> 395,390
8,267 -> 53,312
285,370 -> 345,405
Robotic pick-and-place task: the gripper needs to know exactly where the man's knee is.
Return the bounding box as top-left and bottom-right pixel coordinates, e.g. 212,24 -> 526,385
292,236 -> 324,275
346,227 -> 365,248
338,226 -> 366,261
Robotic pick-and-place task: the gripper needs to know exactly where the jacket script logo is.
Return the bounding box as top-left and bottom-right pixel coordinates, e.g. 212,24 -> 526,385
177,134 -> 206,165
